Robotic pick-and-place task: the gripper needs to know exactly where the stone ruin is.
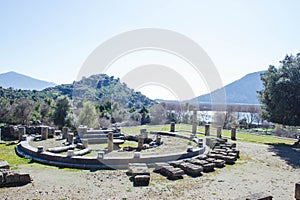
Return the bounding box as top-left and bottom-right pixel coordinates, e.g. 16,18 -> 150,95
0,160 -> 31,187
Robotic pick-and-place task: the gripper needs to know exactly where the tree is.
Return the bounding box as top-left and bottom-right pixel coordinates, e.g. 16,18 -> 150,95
53,96 -> 71,129
12,99 -> 34,125
77,101 -> 98,128
139,106 -> 150,125
0,97 -> 11,124
258,54 -> 300,126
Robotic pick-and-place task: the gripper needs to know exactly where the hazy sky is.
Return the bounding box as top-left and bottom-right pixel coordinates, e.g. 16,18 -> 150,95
1,0 -> 300,99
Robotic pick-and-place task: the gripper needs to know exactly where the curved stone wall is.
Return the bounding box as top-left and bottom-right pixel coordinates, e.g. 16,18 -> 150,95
16,134 -> 206,170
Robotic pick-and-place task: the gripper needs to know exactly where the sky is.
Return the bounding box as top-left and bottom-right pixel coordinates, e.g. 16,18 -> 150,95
1,0 -> 300,100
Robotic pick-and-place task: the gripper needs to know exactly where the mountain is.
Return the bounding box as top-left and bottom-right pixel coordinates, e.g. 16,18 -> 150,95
43,74 -> 155,108
0,73 -> 155,109
0,71 -> 56,90
194,71 -> 265,105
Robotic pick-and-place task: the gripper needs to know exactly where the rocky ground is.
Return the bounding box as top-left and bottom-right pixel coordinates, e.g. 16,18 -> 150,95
0,142 -> 299,200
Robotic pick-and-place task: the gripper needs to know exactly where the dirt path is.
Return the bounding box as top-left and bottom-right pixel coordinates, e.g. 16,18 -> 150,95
0,142 -> 299,200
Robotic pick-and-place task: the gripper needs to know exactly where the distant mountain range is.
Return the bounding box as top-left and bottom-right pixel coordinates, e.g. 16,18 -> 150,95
157,71 -> 265,105
194,71 -> 264,104
0,71 -> 56,90
0,70 -> 265,105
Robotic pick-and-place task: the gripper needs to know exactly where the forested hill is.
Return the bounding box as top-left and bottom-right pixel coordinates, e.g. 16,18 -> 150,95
0,74 -> 155,109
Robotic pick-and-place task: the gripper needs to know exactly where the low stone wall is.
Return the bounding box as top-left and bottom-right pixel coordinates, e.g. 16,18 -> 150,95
16,136 -> 206,170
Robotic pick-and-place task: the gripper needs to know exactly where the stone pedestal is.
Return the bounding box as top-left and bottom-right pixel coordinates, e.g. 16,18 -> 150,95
67,133 -> 74,144
67,150 -> 74,157
62,127 -> 68,139
192,110 -> 197,134
82,139 -> 88,148
231,127 -> 236,141
156,134 -> 162,144
107,132 -> 114,152
217,127 -> 222,138
48,127 -> 55,138
170,122 -> 175,132
296,182 -> 300,200
134,152 -> 141,158
97,151 -> 105,159
37,146 -> 44,153
77,126 -> 87,138
140,129 -> 148,139
138,136 -> 144,150
41,126 -> 48,140
205,124 -> 210,136
18,126 -> 26,141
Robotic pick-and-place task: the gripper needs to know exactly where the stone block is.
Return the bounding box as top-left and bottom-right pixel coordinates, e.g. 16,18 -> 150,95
0,172 -> 3,183
5,173 -> 19,183
296,182 -> 300,200
0,161 -> 10,169
134,175 -> 150,186
19,173 -> 31,183
202,163 -> 215,173
213,159 -> 226,168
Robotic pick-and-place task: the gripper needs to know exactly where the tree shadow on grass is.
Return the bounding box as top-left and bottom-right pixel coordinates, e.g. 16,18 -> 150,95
267,143 -> 300,168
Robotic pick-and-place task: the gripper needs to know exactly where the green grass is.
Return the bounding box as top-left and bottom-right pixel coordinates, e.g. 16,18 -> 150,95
122,124 -> 295,145
0,143 -> 30,167
221,129 -> 295,145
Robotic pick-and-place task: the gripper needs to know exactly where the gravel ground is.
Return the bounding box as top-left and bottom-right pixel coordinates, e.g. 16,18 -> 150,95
1,142 -> 299,200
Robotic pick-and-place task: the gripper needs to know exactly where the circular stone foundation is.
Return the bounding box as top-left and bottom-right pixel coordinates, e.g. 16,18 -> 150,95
16,131 -> 206,170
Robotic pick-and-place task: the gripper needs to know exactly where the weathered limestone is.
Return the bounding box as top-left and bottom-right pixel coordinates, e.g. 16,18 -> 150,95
192,110 -> 197,134
133,152 -> 140,159
0,169 -> 31,187
154,162 -> 185,180
67,133 -> 74,144
82,139 -> 89,148
137,135 -> 144,150
140,129 -> 148,138
170,122 -> 175,132
37,146 -> 44,153
47,145 -> 75,153
217,126 -> 222,138
18,126 -> 26,141
73,148 -> 92,156
205,124 -> 210,136
77,125 -> 88,138
231,127 -> 236,140
134,175 -> 150,186
48,127 -> 55,138
41,126 -> 48,140
107,132 -> 114,152
97,151 -> 105,159
127,163 -> 150,186
155,134 -> 162,144
67,150 -> 74,157
296,182 -> 300,200
62,127 -> 68,139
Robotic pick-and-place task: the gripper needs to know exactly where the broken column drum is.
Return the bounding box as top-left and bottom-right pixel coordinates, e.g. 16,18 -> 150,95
41,126 -> 48,140
18,126 -> 26,141
192,110 -> 197,134
205,124 -> 210,136
107,132 -> 114,152
67,133 -> 74,144
62,127 -> 68,139
170,122 -> 175,132
138,135 -> 144,150
231,127 -> 236,140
